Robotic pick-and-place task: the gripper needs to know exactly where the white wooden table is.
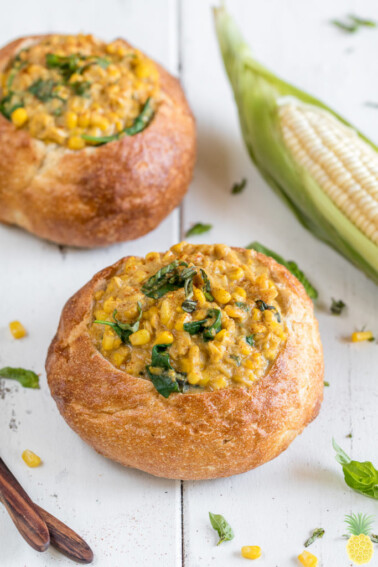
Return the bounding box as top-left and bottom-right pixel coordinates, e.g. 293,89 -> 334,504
1,1 -> 377,565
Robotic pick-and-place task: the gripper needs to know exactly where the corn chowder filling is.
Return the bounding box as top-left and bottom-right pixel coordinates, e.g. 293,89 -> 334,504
0,34 -> 159,149
90,243 -> 287,397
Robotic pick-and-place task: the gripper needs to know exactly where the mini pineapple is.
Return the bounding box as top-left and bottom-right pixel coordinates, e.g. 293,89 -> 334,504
345,513 -> 375,565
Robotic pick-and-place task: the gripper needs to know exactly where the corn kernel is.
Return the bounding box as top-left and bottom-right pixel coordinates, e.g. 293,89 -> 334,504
193,287 -> 206,305
155,331 -> 174,344
78,112 -> 90,128
103,297 -> 117,314
65,111 -> 78,129
67,136 -> 85,150
212,288 -> 231,304
145,252 -> 160,262
9,320 -> 26,339
175,314 -> 189,332
351,331 -> 374,342
211,376 -> 228,390
225,305 -> 247,320
129,329 -> 151,346
215,329 -> 228,342
171,241 -> 187,253
241,546 -> 262,560
251,308 -> 262,321
298,550 -> 318,567
188,371 -> 201,385
229,267 -> 244,281
106,43 -> 117,54
91,113 -> 110,131
11,107 -> 28,127
160,299 -> 173,326
22,450 -> 41,468
111,348 -> 127,367
102,331 -> 116,351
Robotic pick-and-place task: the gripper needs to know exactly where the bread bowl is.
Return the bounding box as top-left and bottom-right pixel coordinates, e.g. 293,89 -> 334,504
46,242 -> 324,480
0,34 -> 195,247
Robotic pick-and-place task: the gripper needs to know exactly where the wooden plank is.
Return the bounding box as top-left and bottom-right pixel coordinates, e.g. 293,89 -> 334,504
0,0 -> 182,565
180,0 -> 378,565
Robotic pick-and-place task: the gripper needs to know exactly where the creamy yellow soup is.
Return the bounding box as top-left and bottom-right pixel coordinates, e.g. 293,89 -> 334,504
0,34 -> 159,148
90,243 -> 287,394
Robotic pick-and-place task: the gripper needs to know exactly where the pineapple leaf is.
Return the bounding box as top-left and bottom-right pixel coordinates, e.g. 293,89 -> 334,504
345,513 -> 375,536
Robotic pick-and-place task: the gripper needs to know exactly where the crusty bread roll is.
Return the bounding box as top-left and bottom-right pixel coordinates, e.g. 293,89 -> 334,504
46,243 -> 323,480
0,34 -> 195,247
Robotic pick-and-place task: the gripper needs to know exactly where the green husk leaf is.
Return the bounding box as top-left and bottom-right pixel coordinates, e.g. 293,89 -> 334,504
247,241 -> 318,299
214,6 -> 378,284
0,367 -> 40,389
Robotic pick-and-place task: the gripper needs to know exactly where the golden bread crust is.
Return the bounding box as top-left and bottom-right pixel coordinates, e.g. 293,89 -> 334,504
46,247 -> 323,480
0,35 -> 196,247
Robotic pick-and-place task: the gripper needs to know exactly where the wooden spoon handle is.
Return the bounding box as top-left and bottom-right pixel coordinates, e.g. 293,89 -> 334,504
35,505 -> 94,564
0,458 -> 50,552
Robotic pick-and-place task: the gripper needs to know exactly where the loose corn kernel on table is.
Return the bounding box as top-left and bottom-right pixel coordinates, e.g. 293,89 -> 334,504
0,0 -> 377,566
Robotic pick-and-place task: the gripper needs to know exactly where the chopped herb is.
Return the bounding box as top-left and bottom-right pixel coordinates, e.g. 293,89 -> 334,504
28,79 -> 63,102
46,53 -> 82,80
231,177 -> 247,194
331,298 -> 346,315
146,344 -> 187,398
0,93 -> 24,119
183,309 -> 222,342
371,534 -> 378,543
235,301 -> 250,312
182,299 -> 197,313
0,367 -> 39,389
255,299 -> 281,322
245,335 -> 255,346
247,242 -> 318,299
94,302 -> 142,344
185,223 -> 212,237
333,439 -> 378,500
70,81 -> 91,96
230,354 -> 241,366
209,512 -> 234,546
304,528 -> 325,548
200,268 -> 214,302
82,97 -> 154,145
324,381 -> 330,387
331,14 -> 377,32
141,260 -> 193,299
346,433 -> 353,439
81,56 -> 110,73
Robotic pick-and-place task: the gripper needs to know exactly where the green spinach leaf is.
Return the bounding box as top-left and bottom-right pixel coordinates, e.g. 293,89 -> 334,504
200,268 -> 214,301
94,302 -> 142,344
255,299 -> 281,322
245,335 -> 255,346
146,344 -> 188,398
183,308 -> 221,342
185,223 -> 212,237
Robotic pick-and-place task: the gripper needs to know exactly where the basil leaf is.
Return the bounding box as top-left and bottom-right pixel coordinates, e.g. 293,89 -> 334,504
142,261 -> 195,300
183,309 -> 221,342
0,367 -> 39,389
245,334 -> 255,346
203,309 -> 222,341
146,343 -> 188,397
331,298 -> 346,315
151,343 -> 172,369
247,242 -> 318,300
182,299 -> 197,313
46,53 -> 82,80
185,223 -> 212,237
235,301 -> 250,312
304,528 -> 325,547
209,512 -> 234,546
82,98 -> 154,145
200,269 -> 214,302
255,299 -> 281,322
95,302 -> 142,344
70,81 -> 91,96
231,177 -> 247,194
333,439 -> 378,500
28,79 -> 59,102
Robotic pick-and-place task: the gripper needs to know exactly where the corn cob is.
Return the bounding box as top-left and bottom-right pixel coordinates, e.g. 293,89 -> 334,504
214,7 -> 378,283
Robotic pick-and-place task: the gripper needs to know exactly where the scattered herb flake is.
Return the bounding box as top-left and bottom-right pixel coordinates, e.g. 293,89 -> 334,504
331,14 -> 377,32
304,528 -> 325,547
371,534 -> 378,543
182,299 -> 197,313
255,299 -> 281,322
185,223 -> 212,237
324,381 -> 330,387
230,354 -> 241,366
0,367 -> 39,389
235,301 -> 250,312
209,512 -> 234,546
331,298 -> 346,315
231,178 -> 247,194
245,335 -> 255,346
